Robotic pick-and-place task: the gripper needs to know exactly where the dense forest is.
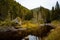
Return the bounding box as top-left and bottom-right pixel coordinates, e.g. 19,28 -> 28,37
32,1 -> 60,23
0,0 -> 33,21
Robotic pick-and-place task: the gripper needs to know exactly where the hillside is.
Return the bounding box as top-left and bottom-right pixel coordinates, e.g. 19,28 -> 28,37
31,6 -> 50,23
0,0 -> 32,21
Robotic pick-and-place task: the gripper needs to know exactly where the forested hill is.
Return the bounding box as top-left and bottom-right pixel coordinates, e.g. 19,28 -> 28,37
31,6 -> 51,23
31,1 -> 60,23
0,0 -> 32,21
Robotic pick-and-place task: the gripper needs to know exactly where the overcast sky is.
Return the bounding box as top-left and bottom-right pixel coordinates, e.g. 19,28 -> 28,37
16,0 -> 60,10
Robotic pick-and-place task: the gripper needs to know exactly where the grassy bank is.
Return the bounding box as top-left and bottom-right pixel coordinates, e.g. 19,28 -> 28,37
45,20 -> 60,40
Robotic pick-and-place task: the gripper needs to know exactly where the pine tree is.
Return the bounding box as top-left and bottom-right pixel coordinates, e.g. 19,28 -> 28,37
51,7 -> 55,20
55,1 -> 60,20
55,1 -> 59,10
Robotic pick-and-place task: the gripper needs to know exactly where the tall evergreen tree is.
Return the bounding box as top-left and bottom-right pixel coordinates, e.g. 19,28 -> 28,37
55,1 -> 59,10
55,1 -> 60,20
51,7 -> 55,21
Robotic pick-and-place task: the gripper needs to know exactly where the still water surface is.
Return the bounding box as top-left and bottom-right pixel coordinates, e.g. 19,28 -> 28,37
22,35 -> 39,40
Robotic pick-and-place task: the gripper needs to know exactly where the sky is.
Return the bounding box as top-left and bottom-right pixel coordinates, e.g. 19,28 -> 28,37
16,0 -> 60,10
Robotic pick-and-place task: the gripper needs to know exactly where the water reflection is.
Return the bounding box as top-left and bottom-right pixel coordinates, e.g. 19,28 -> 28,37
28,35 -> 39,40
22,35 -> 39,40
